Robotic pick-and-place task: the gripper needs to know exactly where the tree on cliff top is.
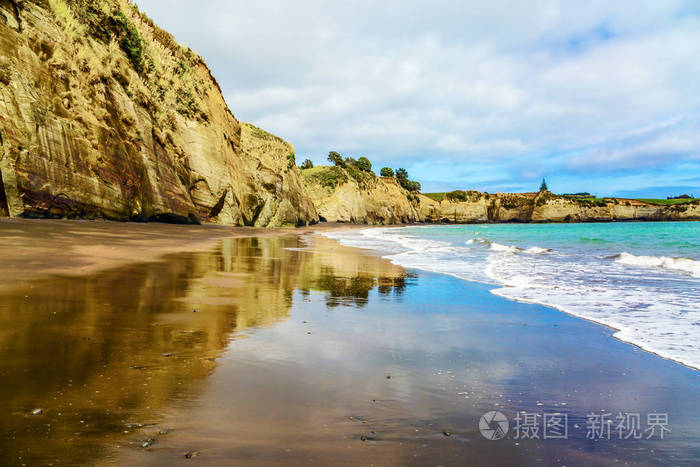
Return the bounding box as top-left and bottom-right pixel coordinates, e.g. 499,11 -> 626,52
328,151 -> 344,167
356,157 -> 372,172
540,178 -> 548,192
380,167 -> 394,177
300,159 -> 313,169
395,168 -> 421,192
405,180 -> 421,192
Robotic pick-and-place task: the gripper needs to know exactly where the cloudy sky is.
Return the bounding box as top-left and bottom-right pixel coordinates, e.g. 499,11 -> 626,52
137,0 -> 700,196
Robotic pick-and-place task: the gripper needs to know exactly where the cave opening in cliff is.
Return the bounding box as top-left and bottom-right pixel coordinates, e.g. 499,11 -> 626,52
0,170 -> 9,217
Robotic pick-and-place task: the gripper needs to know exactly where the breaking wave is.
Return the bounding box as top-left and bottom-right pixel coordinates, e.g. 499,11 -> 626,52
615,252 -> 700,278
323,225 -> 700,370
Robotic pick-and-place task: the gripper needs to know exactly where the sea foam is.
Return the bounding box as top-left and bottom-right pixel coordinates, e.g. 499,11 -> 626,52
323,226 -> 700,370
615,252 -> 700,277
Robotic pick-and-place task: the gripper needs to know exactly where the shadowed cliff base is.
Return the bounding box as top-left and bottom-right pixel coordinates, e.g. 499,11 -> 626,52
0,168 -> 9,216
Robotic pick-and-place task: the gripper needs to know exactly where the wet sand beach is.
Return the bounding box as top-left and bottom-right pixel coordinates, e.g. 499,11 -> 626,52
0,220 -> 698,466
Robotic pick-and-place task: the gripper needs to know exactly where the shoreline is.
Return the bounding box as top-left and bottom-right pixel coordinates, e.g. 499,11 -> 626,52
0,218 -> 372,286
115,235 -> 700,466
0,218 -> 700,371
488,286 -> 700,373
2,216 -> 697,371
319,223 -> 700,373
1,219 -> 699,465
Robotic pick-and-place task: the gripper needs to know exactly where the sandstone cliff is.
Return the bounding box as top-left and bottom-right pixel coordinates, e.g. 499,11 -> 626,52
419,191 -> 700,223
0,0 -> 317,226
302,163 -> 700,225
302,165 -> 421,224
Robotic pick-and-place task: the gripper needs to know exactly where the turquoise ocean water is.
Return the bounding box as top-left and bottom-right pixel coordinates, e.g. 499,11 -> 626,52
325,222 -> 700,369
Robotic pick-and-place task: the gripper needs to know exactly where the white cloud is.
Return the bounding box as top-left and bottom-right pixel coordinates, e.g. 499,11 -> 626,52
567,117 -> 700,172
137,0 -> 700,193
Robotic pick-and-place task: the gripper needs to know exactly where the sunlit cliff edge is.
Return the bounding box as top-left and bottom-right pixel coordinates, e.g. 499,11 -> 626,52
0,0 -> 317,226
416,191 -> 700,223
301,166 -> 700,224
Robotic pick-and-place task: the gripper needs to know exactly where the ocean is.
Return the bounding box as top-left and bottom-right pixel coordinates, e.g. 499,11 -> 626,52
324,222 -> 700,370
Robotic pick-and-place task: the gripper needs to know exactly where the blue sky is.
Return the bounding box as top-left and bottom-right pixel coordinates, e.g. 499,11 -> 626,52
137,0 -> 700,197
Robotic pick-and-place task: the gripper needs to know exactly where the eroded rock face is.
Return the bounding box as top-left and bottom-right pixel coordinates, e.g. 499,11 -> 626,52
239,123 -> 318,226
419,193 -> 700,223
302,167 -> 421,224
0,0 -> 317,226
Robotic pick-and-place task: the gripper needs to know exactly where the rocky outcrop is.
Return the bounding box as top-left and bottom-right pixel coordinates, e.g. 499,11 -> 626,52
419,192 -> 700,223
239,123 -> 317,226
302,165 -> 700,225
0,0 -> 317,226
302,166 -> 421,224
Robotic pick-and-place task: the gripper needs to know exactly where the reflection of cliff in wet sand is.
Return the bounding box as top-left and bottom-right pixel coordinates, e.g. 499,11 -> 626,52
296,234 -> 409,307
0,246 -> 236,464
0,222 -> 407,465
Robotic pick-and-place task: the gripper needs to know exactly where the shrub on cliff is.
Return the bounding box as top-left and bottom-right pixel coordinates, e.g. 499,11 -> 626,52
356,157 -> 372,172
445,190 -> 483,202
287,153 -> 296,170
53,2 -> 145,74
380,167 -> 394,177
394,168 -> 421,192
303,166 -> 348,189
405,180 -> 421,192
502,194 -> 534,209
115,10 -> 144,74
346,165 -> 375,189
535,190 -> 558,206
47,0 -> 210,124
328,151 -> 344,167
575,198 -> 608,207
446,190 -> 469,202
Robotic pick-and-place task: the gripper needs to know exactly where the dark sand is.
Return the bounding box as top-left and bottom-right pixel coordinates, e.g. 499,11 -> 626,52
0,220 -> 698,466
0,218 -> 334,286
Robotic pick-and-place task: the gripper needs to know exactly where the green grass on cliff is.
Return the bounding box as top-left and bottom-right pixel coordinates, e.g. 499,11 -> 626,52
302,165 -> 379,190
423,191 -> 487,202
423,192 -> 446,202
635,198 -> 699,205
403,192 -> 699,207
345,164 -> 375,189
244,123 -> 287,145
301,166 -> 348,189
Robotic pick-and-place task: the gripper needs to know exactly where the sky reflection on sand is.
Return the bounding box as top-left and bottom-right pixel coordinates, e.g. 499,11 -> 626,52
0,231 -> 698,465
